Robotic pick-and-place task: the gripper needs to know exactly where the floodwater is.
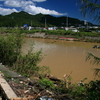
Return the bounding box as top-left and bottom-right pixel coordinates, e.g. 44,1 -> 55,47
23,38 -> 100,83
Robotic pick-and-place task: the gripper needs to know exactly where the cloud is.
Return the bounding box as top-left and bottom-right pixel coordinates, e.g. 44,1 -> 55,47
32,0 -> 46,2
0,7 -> 18,15
24,5 -> 65,15
4,0 -> 35,7
0,0 -> 66,16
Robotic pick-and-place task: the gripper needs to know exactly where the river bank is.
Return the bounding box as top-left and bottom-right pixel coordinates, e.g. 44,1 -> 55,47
26,33 -> 79,41
1,32 -> 100,42
1,32 -> 78,41
26,32 -> 100,43
0,32 -> 99,99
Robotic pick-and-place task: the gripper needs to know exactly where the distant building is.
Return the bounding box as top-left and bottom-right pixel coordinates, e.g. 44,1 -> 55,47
28,26 -> 32,30
65,27 -> 79,32
48,27 -> 54,30
48,27 -> 57,30
92,26 -> 99,28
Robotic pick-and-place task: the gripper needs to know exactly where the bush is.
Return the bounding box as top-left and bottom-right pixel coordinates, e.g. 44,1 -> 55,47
68,84 -> 86,100
0,32 -> 48,77
13,49 -> 42,77
85,80 -> 100,100
0,33 -> 23,66
39,78 -> 54,88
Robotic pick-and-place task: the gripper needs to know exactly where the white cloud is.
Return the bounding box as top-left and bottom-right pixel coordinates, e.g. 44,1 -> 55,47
24,5 -> 65,15
0,0 -> 66,16
0,7 -> 18,15
4,0 -> 34,7
32,0 -> 46,2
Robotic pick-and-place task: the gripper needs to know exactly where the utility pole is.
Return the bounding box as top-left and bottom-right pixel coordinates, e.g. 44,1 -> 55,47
31,20 -> 32,26
66,14 -> 68,27
84,20 -> 86,25
87,22 -> 88,30
84,20 -> 88,30
45,17 -> 46,28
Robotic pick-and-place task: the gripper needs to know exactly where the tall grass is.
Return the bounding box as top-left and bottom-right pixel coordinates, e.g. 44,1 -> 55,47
0,33 -> 23,66
0,31 -> 50,77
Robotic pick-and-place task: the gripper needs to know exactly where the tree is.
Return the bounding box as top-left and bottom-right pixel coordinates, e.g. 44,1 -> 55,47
86,53 -> 100,77
76,0 -> 100,77
77,0 -> 100,23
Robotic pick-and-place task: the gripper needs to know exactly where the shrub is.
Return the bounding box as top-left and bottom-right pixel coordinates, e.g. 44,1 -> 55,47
39,78 -> 54,88
0,32 -> 46,77
0,33 -> 23,66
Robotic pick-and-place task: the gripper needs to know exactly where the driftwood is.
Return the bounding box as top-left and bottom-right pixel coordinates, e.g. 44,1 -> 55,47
0,71 -> 72,100
48,75 -> 61,82
63,71 -> 73,88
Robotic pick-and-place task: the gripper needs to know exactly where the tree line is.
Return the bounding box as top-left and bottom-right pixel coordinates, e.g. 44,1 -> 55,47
0,11 -> 94,27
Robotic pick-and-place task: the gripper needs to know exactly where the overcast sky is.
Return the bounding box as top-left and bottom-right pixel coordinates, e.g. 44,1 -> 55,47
0,0 -> 99,25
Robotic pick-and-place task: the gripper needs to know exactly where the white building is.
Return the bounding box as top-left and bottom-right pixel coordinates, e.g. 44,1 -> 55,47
65,27 -> 79,32
48,27 -> 57,30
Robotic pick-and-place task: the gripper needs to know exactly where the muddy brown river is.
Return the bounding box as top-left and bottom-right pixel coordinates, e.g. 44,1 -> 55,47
23,38 -> 100,83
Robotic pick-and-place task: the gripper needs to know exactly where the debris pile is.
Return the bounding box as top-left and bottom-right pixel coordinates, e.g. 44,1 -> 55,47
0,65 -> 72,100
6,75 -> 72,100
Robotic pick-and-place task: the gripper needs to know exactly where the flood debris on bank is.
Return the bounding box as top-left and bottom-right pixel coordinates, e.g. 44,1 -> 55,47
0,69 -> 72,100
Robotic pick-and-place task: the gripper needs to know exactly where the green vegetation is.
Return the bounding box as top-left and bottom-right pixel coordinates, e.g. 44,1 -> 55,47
1,27 -> 100,43
1,2 -> 100,100
0,11 -> 94,27
74,0 -> 100,99
39,78 -> 54,88
0,32 -> 23,66
77,0 -> 100,23
0,28 -> 100,99
38,77 -> 100,99
0,1 -> 99,99
0,31 -> 50,77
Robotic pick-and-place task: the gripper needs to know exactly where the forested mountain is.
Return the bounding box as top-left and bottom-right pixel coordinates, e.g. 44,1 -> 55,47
0,11 -> 94,27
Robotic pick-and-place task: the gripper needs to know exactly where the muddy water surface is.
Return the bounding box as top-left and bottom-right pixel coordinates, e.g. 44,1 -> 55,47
23,38 -> 100,83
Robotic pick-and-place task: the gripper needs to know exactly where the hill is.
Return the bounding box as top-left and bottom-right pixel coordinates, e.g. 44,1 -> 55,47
0,11 -> 94,27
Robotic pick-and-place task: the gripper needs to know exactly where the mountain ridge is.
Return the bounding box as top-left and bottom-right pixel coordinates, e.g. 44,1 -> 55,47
0,11 -> 94,27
